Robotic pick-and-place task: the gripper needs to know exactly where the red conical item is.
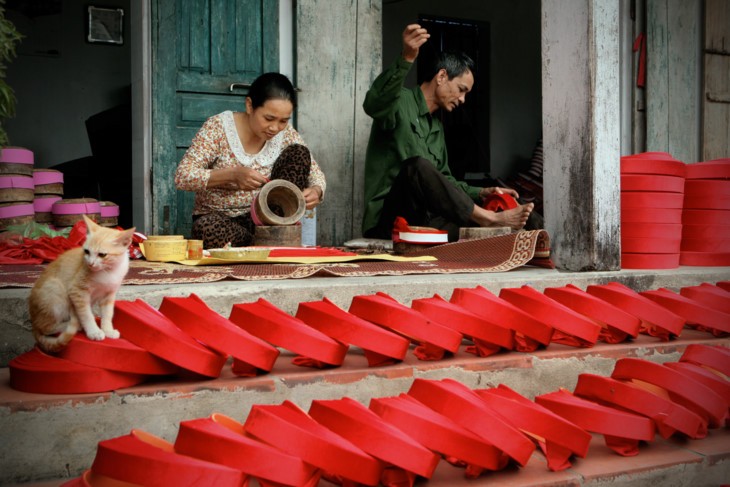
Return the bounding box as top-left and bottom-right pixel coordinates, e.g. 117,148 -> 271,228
58,335 -> 177,376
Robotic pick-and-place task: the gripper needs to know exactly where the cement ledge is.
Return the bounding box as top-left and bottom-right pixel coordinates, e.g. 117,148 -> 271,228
0,330 -> 727,484
1,265 -> 729,366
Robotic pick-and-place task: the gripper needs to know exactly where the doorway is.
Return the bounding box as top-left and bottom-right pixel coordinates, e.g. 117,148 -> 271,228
416,15 -> 490,184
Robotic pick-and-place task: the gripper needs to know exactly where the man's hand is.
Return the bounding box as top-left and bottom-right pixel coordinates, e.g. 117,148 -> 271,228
479,186 -> 520,200
402,24 -> 430,63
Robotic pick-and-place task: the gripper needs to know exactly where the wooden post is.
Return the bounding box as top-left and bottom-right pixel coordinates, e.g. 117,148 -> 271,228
542,0 -> 621,271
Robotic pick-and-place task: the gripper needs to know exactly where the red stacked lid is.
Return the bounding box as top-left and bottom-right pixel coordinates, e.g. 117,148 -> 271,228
680,158 -> 730,266
620,152 -> 686,268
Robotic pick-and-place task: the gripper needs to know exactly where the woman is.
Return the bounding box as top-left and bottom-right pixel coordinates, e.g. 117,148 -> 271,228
175,72 -> 326,249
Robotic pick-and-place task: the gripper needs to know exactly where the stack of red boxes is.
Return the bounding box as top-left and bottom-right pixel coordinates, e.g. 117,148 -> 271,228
620,152 -> 687,269
680,158 -> 730,266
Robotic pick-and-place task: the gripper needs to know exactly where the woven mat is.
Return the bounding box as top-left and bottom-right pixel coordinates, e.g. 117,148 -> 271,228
0,230 -> 552,288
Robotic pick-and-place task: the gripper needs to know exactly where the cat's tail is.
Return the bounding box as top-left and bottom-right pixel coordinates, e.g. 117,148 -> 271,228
32,322 -> 78,353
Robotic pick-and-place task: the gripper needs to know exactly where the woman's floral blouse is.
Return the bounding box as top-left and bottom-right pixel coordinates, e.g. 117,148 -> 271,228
175,110 -> 326,217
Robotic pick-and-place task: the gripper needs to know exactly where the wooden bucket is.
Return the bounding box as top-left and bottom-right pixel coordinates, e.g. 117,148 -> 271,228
33,195 -> 62,224
251,179 -> 306,226
254,224 -> 302,246
0,147 -> 34,177
33,169 -> 64,196
0,175 -> 35,203
52,198 -> 101,227
0,202 -> 35,231
99,201 -> 119,227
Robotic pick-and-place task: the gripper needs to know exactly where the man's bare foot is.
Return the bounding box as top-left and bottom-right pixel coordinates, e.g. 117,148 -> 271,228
472,203 -> 534,231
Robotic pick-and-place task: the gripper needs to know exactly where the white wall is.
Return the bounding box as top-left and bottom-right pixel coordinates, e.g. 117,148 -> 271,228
382,0 -> 542,180
5,0 -> 131,168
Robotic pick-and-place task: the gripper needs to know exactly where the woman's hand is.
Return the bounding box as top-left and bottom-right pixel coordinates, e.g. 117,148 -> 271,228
479,186 -> 520,200
207,167 -> 268,191
302,186 -> 323,210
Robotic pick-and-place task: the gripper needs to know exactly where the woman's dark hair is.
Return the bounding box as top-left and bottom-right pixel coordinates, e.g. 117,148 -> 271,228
422,50 -> 475,82
248,72 -> 297,109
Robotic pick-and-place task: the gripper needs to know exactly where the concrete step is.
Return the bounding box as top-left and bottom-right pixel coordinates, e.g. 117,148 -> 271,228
1,330 -> 728,486
2,265 -> 729,485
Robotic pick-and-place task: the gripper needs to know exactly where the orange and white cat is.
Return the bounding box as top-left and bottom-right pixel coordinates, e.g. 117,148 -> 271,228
30,215 -> 136,352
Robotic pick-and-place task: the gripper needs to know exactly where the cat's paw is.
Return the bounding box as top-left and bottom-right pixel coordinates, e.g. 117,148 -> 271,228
85,328 -> 106,341
104,328 -> 121,339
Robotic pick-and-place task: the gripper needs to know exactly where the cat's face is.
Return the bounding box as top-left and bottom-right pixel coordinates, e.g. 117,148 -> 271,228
82,215 -> 135,272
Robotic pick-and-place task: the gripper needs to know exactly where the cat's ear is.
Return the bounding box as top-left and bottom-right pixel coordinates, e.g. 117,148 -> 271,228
115,227 -> 137,249
82,214 -> 100,234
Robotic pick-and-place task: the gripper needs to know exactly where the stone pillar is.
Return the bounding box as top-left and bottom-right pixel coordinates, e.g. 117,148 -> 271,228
542,0 -> 621,271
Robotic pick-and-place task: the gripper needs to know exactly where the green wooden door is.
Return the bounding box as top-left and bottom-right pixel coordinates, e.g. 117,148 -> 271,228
152,0 -> 279,236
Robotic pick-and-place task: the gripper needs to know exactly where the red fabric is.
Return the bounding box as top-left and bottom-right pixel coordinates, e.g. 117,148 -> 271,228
174,415 -> 320,486
370,393 -> 508,472
475,384 -> 592,471
0,220 -> 86,264
348,292 -> 463,358
535,389 -> 655,456
91,430 -> 244,486
244,401 -> 383,486
450,286 -> 553,351
159,294 -> 280,373
308,397 -> 440,479
408,378 -> 535,467
229,298 -> 348,368
412,294 -> 514,352
295,297 -> 410,366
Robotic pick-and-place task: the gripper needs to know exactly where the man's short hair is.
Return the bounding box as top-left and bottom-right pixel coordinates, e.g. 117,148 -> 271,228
424,50 -> 475,81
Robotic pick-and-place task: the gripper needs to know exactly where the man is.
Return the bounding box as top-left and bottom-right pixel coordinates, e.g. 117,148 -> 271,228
362,24 -> 534,241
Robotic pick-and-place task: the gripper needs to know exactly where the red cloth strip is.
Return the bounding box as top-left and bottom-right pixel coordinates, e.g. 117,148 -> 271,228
309,397 -> 440,480
370,393 -> 508,472
620,155 -> 686,177
611,358 -> 727,428
681,224 -> 730,240
621,174 -> 685,193
58,335 -> 178,375
681,238 -> 730,252
475,385 -> 591,471
174,414 -> 320,486
680,283 -> 730,314
685,159 -> 730,179
91,429 -> 245,486
680,251 -> 730,266
621,207 -> 683,224
621,192 -> 685,209
348,292 -> 462,359
229,298 -> 348,367
544,284 -> 640,343
621,253 -> 680,269
683,180 -> 730,210
407,378 -> 535,467
412,294 -> 514,354
641,288 -> 730,335
113,300 -> 227,378
680,343 -> 730,377
450,286 -> 553,351
663,362 -> 730,407
244,401 -> 383,486
295,297 -> 409,366
574,373 -> 706,439
159,294 -> 279,373
535,389 -> 655,456
9,347 -> 145,394
682,209 -> 730,225
621,237 -> 681,253
499,285 -> 601,346
623,222 -> 682,239
586,282 -> 685,339
482,193 -> 518,211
